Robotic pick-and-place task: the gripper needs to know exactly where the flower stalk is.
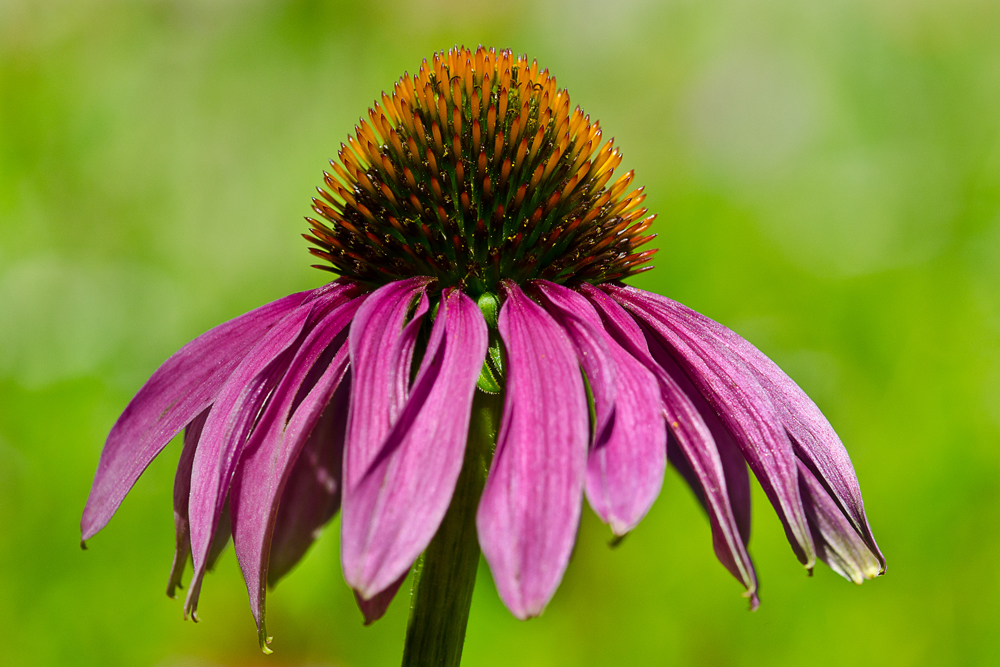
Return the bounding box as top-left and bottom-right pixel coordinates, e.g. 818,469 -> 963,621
401,389 -> 502,667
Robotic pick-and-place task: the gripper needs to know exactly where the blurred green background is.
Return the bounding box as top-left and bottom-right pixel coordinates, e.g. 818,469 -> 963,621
2,0 -> 999,665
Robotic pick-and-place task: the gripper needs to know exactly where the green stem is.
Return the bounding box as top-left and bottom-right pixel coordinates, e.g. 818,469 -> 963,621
401,390 -> 502,667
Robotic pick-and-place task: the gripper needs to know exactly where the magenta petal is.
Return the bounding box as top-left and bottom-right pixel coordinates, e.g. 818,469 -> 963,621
532,280 -> 665,536
477,281 -> 589,619
183,295 -> 333,616
267,380 -> 351,588
582,285 -> 758,605
343,277 -> 433,485
182,500 -> 232,622
530,282 -> 617,444
81,287 -> 319,541
167,410 -> 209,598
606,284 -> 816,570
640,293 -> 884,571
339,277 -> 432,598
342,288 -> 488,599
708,418 -> 752,544
228,291 -> 364,644
798,460 -> 883,582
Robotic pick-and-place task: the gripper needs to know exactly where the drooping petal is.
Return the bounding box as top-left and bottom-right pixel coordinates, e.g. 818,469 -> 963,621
206,501 -> 232,572
181,500 -> 233,621
532,280 -> 665,536
646,339 -> 755,544
81,287 -> 322,541
530,282 -> 617,444
582,285 -> 758,605
627,290 -> 883,571
337,277 -> 432,599
606,284 -> 816,570
227,290 -> 364,646
183,290 -> 350,617
342,288 -> 488,600
267,380 -> 351,587
798,460 -> 883,582
343,277 -> 433,487
477,281 -> 589,619
167,410 -> 209,599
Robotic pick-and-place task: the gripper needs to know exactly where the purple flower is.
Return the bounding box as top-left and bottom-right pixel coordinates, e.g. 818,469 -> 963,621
82,46 -> 884,652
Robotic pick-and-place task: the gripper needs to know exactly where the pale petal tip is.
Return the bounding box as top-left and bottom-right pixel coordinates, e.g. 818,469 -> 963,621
258,625 -> 274,654
855,559 -> 883,583
609,518 -> 638,538
510,603 -> 543,621
524,600 -> 549,620
865,562 -> 885,579
502,588 -> 552,621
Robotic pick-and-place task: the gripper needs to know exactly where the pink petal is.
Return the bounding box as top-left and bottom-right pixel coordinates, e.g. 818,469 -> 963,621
181,501 -> 232,622
532,281 -> 665,536
342,288 -> 488,599
184,287 -> 357,617
343,277 -> 433,490
582,284 -> 758,605
228,291 -> 364,644
638,292 -> 884,570
798,460 -> 883,582
606,285 -> 816,570
81,286 -> 325,540
167,410 -> 209,599
477,281 -> 589,619
267,380 -> 351,588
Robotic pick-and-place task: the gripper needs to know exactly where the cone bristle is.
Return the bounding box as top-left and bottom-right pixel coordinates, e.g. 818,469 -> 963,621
304,46 -> 657,294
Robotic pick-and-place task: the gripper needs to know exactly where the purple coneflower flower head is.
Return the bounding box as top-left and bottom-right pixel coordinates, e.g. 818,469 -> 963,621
82,46 -> 884,651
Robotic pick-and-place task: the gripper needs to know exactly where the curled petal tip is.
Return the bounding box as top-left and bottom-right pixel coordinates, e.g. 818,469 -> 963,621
165,577 -> 183,599
746,592 -> 760,612
79,540 -> 87,551
258,626 -> 273,654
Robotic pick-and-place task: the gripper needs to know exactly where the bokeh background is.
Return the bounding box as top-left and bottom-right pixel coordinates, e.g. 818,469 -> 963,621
2,0 -> 999,665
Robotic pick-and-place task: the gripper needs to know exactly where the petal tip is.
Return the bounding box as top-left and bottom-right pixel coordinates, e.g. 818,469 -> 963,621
258,626 -> 274,654
510,604 -> 543,621
862,562 -> 883,581
352,574 -> 406,625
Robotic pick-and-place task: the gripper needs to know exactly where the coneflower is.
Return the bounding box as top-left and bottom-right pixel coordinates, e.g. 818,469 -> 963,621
82,46 -> 884,666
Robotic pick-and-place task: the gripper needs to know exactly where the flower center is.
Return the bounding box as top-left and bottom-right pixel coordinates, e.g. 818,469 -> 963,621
305,46 -> 658,296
